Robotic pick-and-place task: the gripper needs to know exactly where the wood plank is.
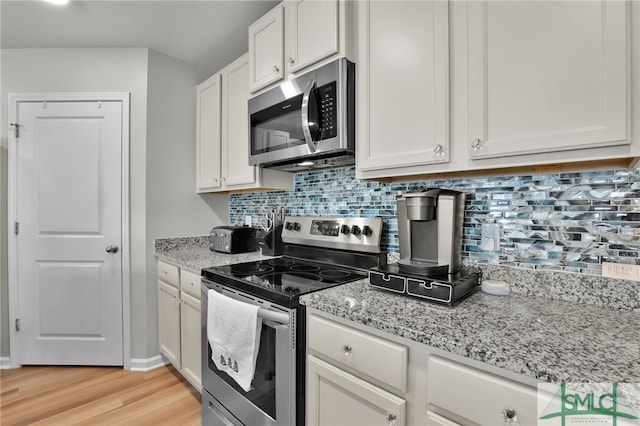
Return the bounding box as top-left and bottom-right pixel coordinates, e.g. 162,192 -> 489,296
0,365 -> 200,425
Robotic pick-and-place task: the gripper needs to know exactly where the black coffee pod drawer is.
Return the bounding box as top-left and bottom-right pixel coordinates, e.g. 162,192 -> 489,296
368,270 -> 406,293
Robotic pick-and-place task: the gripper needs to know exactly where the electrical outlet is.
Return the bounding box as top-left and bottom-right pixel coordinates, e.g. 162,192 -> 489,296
245,215 -> 252,226
602,262 -> 640,281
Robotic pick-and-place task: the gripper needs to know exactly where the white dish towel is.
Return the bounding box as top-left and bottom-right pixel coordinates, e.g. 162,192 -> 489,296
207,289 -> 263,392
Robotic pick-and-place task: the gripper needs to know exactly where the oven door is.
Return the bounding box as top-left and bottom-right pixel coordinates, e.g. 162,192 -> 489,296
201,281 -> 296,426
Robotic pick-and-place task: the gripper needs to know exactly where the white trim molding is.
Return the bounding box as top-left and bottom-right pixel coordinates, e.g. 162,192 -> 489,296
0,357 -> 12,369
129,355 -> 170,372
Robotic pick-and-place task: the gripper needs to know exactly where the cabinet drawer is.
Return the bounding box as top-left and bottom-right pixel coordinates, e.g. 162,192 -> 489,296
180,269 -> 201,299
428,356 -> 537,426
308,315 -> 408,393
157,261 -> 179,287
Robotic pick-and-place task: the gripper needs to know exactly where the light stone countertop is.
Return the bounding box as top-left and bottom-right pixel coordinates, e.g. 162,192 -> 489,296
154,236 -> 272,272
155,236 -> 640,384
300,278 -> 640,384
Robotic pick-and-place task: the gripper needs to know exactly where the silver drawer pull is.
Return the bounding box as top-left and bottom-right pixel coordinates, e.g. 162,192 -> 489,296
342,345 -> 352,356
502,408 -> 519,425
387,413 -> 397,426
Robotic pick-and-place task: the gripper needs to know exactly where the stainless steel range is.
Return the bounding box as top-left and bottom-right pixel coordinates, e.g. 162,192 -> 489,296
201,216 -> 385,426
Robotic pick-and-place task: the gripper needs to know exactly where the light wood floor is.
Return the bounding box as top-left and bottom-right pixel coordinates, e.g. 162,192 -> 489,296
0,365 -> 201,426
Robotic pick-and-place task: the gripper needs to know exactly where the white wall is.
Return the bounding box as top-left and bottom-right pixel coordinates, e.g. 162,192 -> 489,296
0,47 -> 228,360
145,50 -> 228,356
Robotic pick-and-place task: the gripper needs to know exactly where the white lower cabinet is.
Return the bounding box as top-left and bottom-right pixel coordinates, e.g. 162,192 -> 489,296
307,314 -> 409,426
157,261 -> 202,392
426,411 -> 461,426
307,355 -> 406,426
307,311 -> 541,426
427,356 -> 537,426
158,279 -> 181,367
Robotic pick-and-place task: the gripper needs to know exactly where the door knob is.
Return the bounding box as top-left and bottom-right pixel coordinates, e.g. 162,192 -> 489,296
105,245 -> 119,253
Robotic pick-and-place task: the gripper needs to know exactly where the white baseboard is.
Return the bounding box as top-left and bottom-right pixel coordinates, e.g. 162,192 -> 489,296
129,355 -> 169,372
0,357 -> 11,369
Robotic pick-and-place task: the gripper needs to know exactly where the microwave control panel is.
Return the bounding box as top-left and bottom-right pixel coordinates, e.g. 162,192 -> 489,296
318,82 -> 337,140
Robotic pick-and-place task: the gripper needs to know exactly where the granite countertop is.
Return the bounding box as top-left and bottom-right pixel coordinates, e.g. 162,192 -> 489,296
300,279 -> 640,384
154,236 -> 272,272
155,236 -> 640,384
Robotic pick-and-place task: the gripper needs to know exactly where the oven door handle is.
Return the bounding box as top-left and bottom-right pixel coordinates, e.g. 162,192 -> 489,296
258,307 -> 289,325
301,78 -> 318,153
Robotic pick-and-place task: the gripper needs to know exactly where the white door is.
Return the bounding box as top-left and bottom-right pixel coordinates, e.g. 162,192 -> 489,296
14,98 -> 124,365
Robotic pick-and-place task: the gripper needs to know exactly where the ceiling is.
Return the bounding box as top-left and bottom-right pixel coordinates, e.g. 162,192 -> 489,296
0,0 -> 280,73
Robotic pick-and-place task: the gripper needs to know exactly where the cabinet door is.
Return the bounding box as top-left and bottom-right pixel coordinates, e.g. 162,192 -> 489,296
467,0 -> 628,159
222,54 -> 256,188
196,73 -> 222,192
307,355 -> 406,426
428,357 -> 538,426
356,0 -> 449,173
286,0 -> 339,74
426,411 -> 461,426
158,280 -> 181,368
249,5 -> 284,93
180,291 -> 202,392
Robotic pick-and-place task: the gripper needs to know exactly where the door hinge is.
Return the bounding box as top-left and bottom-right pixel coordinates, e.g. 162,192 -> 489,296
14,222 -> 19,235
15,319 -> 20,332
9,123 -> 19,138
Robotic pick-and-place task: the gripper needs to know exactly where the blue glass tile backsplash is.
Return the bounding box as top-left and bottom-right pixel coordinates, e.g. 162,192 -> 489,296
230,167 -> 640,276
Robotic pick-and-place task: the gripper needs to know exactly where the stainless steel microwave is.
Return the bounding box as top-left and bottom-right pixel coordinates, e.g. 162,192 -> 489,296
248,58 -> 355,171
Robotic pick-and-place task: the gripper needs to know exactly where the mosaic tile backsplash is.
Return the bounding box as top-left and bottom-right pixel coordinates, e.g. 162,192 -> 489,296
230,167 -> 640,276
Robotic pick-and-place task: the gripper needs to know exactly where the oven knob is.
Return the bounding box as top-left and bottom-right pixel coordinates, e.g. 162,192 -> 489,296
362,225 -> 373,236
285,221 -> 294,231
293,222 -> 301,231
340,224 -> 350,235
350,225 -> 361,236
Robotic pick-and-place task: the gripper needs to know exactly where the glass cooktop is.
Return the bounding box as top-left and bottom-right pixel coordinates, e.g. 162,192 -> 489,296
201,257 -> 366,307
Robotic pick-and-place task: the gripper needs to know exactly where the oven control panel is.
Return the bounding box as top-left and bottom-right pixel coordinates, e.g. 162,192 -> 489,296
282,216 -> 383,253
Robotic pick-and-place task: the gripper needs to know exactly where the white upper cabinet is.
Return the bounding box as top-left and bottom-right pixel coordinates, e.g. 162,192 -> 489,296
286,0 -> 339,74
465,0 -> 629,160
356,0 -> 450,177
355,0 -> 636,180
221,54 -> 256,188
196,73 -> 222,192
249,0 -> 352,94
248,5 -> 284,93
197,53 -> 293,193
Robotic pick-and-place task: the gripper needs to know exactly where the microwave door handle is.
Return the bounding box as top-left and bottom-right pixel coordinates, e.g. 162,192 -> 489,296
301,78 -> 318,153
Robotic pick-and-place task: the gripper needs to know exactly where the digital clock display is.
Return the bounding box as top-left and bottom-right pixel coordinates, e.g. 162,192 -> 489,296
310,220 -> 340,237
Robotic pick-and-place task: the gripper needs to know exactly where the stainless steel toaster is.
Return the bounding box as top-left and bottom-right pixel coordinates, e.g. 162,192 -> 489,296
209,226 -> 258,254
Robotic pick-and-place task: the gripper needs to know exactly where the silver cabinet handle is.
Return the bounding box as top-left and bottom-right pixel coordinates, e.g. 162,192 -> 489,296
471,137 -> 483,149
433,144 -> 444,154
288,57 -> 295,65
273,65 -> 280,73
105,245 -> 119,253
